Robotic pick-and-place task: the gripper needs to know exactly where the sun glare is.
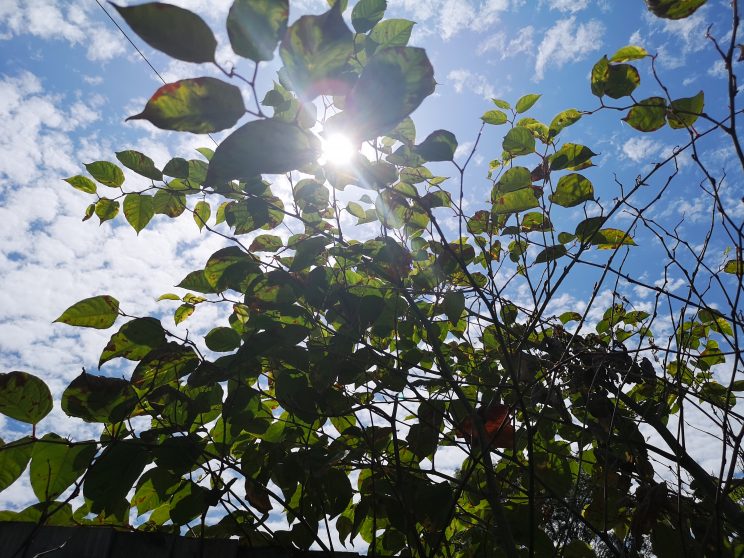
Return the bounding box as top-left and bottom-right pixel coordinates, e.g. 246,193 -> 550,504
319,133 -> 356,166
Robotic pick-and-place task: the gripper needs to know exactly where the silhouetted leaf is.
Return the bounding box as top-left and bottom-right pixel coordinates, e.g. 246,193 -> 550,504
113,2 -> 216,63
414,129 -> 457,161
645,0 -> 707,20
84,440 -> 150,515
30,434 -> 96,501
116,150 -> 162,180
352,0 -> 386,33
0,437 -> 34,492
62,371 -> 137,423
99,317 -> 166,367
205,119 -> 319,185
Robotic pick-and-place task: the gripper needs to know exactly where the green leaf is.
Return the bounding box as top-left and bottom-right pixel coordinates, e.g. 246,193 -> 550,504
174,303 -> 195,325
367,18 -> 414,49
112,2 -> 216,63
279,3 -> 354,98
723,259 -> 743,276
645,0 -> 707,20
84,441 -> 151,515
515,93 -> 541,114
414,129 -> 457,161
99,317 -> 167,367
85,161 -> 124,187
61,372 -> 138,423
624,97 -> 667,132
95,198 -> 120,224
169,480 -> 210,525
193,200 -> 211,231
341,46 -> 435,140
115,150 -> 162,180
82,203 -> 95,221
132,467 -> 181,516
205,327 -> 241,352
481,109 -> 508,125
250,234 -> 283,252
442,291 -> 465,325
549,174 -> 594,207
550,143 -> 597,170
205,119 -> 319,185
0,437 -> 34,492
130,344 -> 199,390
127,78 -> 246,133
227,0 -> 288,61
495,166 -> 531,193
667,90 -> 704,129
610,45 -> 649,62
535,245 -> 567,263
0,371 -> 52,425
153,189 -> 186,218
123,194 -> 155,234
548,109 -> 582,138
30,434 -> 96,501
55,295 -> 119,329
352,0 -> 386,33
163,157 -> 189,178
64,175 -> 97,194
590,228 -> 636,249
492,188 -> 539,215
492,98 -> 511,110
591,56 -> 640,99
503,127 -> 535,156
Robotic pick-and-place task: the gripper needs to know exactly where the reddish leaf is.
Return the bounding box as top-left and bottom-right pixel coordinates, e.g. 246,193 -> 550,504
456,402 -> 515,450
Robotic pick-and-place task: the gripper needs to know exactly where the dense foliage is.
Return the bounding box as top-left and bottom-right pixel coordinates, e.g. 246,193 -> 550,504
1,0 -> 742,556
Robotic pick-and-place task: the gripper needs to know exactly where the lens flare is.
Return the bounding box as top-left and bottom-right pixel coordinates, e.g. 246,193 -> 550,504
319,133 -> 355,166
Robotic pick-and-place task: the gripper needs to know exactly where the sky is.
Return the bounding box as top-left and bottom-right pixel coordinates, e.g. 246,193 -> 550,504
0,0 -> 742,533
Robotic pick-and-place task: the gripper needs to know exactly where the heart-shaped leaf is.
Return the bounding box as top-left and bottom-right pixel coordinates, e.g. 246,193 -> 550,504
0,372 -> 53,424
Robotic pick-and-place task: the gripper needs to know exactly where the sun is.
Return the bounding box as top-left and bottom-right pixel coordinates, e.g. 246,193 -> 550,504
319,133 -> 356,166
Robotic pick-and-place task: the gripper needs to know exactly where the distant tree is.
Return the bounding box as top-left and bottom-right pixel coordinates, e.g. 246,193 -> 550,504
0,0 -> 742,556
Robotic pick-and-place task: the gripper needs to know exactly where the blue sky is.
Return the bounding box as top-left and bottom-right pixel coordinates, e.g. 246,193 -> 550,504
0,0 -> 741,526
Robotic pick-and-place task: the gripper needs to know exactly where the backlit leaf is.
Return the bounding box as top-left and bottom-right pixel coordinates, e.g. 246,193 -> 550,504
30,434 -> 96,501
624,97 -> 667,132
0,437 -> 34,492
667,90 -> 704,129
549,174 -> 594,207
55,295 -> 120,329
367,18 -> 413,50
495,166 -> 531,193
250,234 -> 283,252
645,0 -> 707,20
193,200 -> 211,230
123,194 -> 155,234
95,198 -> 120,224
723,259 -> 743,276
116,150 -> 162,180
113,2 -> 216,63
205,119 -> 319,185
279,3 -> 354,98
85,161 -> 124,187
492,188 -> 539,215
352,0 -> 386,33
227,0 -> 288,61
550,143 -> 597,170
535,245 -> 567,263
341,46 -> 435,140
610,45 -> 649,62
481,109 -> 508,125
127,78 -> 246,133
591,56 -> 640,98
515,93 -> 541,114
0,372 -> 53,424
503,127 -> 535,156
64,175 -> 97,194
174,303 -> 195,325
548,109 -> 582,138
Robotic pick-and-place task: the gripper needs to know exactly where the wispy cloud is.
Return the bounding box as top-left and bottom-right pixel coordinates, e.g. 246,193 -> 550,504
478,26 -> 535,58
447,68 -> 499,98
534,16 -> 604,81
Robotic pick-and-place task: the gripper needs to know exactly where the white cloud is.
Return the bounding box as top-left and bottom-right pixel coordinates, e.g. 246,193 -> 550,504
708,59 -> 727,78
478,26 -> 535,58
448,68 -> 497,98
544,0 -> 591,13
0,0 -> 126,61
622,137 -> 663,163
534,17 -> 604,81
